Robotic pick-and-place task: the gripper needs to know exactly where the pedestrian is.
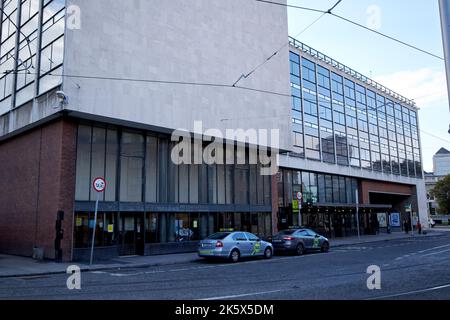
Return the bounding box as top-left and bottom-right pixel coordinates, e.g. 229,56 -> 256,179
403,220 -> 409,234
417,221 -> 422,235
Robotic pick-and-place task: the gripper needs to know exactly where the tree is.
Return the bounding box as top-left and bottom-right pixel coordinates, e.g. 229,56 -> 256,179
431,174 -> 450,215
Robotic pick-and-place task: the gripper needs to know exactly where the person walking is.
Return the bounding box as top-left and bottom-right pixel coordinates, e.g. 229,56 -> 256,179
403,220 -> 409,234
417,221 -> 422,235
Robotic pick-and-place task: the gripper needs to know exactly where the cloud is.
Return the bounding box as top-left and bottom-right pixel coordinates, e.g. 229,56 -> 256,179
374,68 -> 448,107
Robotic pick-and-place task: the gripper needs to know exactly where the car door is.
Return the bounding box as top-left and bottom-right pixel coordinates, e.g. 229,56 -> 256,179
305,229 -> 321,250
245,232 -> 262,256
294,230 -> 310,248
233,232 -> 251,257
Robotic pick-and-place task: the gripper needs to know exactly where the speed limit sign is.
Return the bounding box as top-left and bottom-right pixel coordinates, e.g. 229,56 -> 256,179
93,177 -> 106,193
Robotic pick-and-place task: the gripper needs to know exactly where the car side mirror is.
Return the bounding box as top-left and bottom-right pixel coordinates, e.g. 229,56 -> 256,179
315,235 -> 320,238
257,239 -> 261,242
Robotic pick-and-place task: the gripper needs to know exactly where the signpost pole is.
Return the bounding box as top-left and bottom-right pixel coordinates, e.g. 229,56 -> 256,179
356,189 -> 361,240
298,193 -> 303,227
90,178 -> 106,266
90,192 -> 100,265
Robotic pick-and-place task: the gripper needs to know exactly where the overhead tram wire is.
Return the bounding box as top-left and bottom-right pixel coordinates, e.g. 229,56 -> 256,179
329,12 -> 444,61
4,70 -> 292,98
256,0 -> 444,61
232,0 -> 343,87
255,0 -> 325,14
7,71 -> 449,144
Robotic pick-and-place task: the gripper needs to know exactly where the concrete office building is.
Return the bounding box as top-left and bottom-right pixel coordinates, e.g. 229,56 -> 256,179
0,1 -> 429,263
275,38 -> 427,238
0,0 -> 291,261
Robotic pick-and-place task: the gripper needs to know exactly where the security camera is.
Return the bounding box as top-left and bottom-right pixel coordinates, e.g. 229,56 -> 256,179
56,90 -> 67,103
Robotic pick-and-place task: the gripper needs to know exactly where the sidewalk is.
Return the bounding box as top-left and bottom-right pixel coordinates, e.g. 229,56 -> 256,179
0,229 -> 445,278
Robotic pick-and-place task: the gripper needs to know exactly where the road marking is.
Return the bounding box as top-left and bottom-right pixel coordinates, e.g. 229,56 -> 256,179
200,289 -> 285,300
88,253 -> 336,278
168,268 -> 191,272
110,272 -> 143,277
367,283 -> 450,300
420,248 -> 450,258
145,270 -> 166,274
393,243 -> 450,262
417,243 -> 450,254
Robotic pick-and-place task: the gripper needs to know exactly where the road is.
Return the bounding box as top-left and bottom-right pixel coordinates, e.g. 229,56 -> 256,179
1,233 -> 450,300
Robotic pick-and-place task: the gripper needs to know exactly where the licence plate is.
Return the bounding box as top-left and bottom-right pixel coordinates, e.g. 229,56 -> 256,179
199,250 -> 212,255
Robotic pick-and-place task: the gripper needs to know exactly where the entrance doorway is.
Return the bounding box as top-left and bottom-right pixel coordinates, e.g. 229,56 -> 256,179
118,213 -> 145,256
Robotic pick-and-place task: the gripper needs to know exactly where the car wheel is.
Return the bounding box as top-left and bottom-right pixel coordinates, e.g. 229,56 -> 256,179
296,243 -> 305,256
321,242 -> 330,253
230,249 -> 240,263
264,247 -> 273,259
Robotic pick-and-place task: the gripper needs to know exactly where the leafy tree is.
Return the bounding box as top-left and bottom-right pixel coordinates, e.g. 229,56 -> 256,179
431,174 -> 450,215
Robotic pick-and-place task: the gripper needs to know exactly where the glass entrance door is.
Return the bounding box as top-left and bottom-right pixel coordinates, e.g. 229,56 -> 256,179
118,213 -> 145,256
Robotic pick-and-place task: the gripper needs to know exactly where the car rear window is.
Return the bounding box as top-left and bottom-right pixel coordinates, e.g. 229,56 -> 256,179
277,230 -> 296,236
206,232 -> 230,240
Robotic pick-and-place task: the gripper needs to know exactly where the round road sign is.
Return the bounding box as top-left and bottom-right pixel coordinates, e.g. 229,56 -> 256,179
296,192 -> 303,201
93,177 -> 106,193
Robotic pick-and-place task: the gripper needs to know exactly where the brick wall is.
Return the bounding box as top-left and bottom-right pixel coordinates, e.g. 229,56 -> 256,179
0,118 -> 77,261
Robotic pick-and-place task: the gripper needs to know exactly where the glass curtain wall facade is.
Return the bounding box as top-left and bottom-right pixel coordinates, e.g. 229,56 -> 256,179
73,123 -> 273,254
289,45 -> 423,178
277,168 -> 387,238
0,0 -> 65,114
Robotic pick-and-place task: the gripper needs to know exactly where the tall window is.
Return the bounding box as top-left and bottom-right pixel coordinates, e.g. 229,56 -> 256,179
0,0 -> 65,114
0,0 -> 18,113
290,51 -> 304,157
120,132 -> 144,202
39,0 -> 65,94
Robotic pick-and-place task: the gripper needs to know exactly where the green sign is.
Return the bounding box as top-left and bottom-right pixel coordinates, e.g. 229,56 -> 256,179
292,200 -> 299,213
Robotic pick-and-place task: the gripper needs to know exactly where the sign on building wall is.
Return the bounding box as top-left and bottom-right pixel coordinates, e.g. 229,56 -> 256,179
377,213 -> 387,228
390,212 -> 401,227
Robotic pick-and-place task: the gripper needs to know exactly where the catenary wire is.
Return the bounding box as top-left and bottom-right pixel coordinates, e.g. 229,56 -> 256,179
232,0 -> 343,87
4,70 -> 292,98
255,0 -> 444,61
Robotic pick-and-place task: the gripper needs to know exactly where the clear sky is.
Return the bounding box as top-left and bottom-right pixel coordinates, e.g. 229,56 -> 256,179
285,0 -> 450,172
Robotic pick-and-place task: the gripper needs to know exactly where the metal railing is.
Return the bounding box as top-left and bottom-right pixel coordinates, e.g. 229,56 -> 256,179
289,36 -> 417,108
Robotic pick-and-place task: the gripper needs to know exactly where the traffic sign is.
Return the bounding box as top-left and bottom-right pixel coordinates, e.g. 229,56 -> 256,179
90,177 -> 106,265
296,192 -> 303,201
93,177 -> 106,193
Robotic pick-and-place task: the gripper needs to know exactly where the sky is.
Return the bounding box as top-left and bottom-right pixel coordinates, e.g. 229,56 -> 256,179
285,0 -> 450,172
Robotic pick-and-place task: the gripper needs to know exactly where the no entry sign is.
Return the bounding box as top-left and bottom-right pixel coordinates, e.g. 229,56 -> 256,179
93,177 -> 106,193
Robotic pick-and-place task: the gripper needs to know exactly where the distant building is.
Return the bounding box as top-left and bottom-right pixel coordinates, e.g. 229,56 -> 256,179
433,147 -> 450,176
426,148 -> 450,224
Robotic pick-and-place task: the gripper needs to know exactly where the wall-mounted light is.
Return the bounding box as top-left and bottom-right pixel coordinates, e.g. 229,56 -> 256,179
56,91 -> 68,105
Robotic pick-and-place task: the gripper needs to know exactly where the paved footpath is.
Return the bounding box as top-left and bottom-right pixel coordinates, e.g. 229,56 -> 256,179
0,229 -> 447,278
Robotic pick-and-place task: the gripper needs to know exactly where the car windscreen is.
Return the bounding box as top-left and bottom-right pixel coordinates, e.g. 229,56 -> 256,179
206,232 -> 230,240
